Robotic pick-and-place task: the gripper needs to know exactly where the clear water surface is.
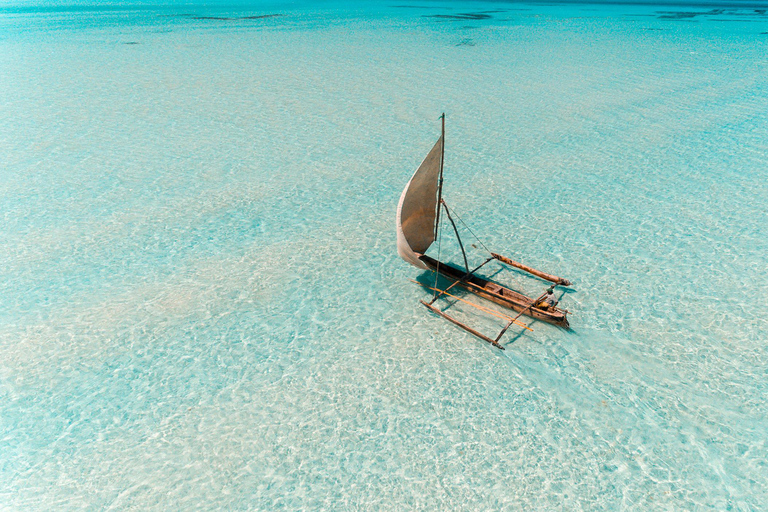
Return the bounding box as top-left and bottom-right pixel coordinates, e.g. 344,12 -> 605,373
1,0 -> 767,509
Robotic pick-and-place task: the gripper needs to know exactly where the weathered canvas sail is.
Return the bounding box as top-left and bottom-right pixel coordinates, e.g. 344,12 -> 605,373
396,135 -> 443,269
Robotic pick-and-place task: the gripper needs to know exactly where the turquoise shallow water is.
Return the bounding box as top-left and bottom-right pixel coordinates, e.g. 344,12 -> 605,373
2,1 -> 767,509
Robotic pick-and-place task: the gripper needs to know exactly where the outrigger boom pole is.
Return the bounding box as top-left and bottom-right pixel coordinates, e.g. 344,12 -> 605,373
491,252 -> 571,287
494,288 -> 551,343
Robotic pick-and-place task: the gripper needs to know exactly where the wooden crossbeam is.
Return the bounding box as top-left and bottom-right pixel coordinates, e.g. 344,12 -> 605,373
410,279 -> 532,332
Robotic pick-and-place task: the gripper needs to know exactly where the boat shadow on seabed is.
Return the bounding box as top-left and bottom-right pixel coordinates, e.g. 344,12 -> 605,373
412,264 -> 572,349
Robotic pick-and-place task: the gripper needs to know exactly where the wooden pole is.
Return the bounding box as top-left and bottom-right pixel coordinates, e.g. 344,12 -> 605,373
494,319 -> 518,343
491,252 -> 571,286
494,288 -> 552,343
441,200 -> 470,274
421,301 -> 505,350
434,113 -> 445,240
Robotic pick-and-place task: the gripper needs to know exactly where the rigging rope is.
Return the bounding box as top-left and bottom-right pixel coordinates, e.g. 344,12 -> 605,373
444,203 -> 493,256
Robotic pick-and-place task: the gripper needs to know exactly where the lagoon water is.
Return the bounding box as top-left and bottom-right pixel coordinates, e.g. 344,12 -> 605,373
1,0 -> 767,509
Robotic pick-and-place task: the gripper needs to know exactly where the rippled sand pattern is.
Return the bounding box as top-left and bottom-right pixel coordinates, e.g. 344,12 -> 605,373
1,1 -> 767,509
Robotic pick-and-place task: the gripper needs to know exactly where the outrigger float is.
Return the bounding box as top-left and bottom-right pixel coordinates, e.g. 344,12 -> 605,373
396,114 -> 573,349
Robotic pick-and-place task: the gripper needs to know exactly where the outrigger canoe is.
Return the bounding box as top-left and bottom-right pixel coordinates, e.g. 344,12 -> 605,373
396,114 -> 573,348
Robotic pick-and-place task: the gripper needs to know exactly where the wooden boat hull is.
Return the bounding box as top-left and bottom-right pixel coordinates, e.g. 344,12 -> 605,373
420,255 -> 570,328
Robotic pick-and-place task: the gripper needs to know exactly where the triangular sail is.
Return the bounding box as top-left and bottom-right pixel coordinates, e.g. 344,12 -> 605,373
396,135 -> 443,269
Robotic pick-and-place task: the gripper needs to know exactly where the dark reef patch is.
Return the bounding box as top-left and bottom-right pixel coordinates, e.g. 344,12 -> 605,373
657,11 -> 703,19
241,14 -> 282,19
424,13 -> 492,21
655,8 -> 767,20
191,14 -> 282,21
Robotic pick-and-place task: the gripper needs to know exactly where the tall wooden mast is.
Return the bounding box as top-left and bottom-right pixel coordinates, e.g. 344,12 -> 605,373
434,113 -> 445,239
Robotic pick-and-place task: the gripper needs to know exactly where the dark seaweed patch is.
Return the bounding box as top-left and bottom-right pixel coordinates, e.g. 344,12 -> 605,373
424,13 -> 492,21
656,9 -> 734,19
657,12 -> 701,19
657,8 -> 768,20
191,14 -> 282,21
